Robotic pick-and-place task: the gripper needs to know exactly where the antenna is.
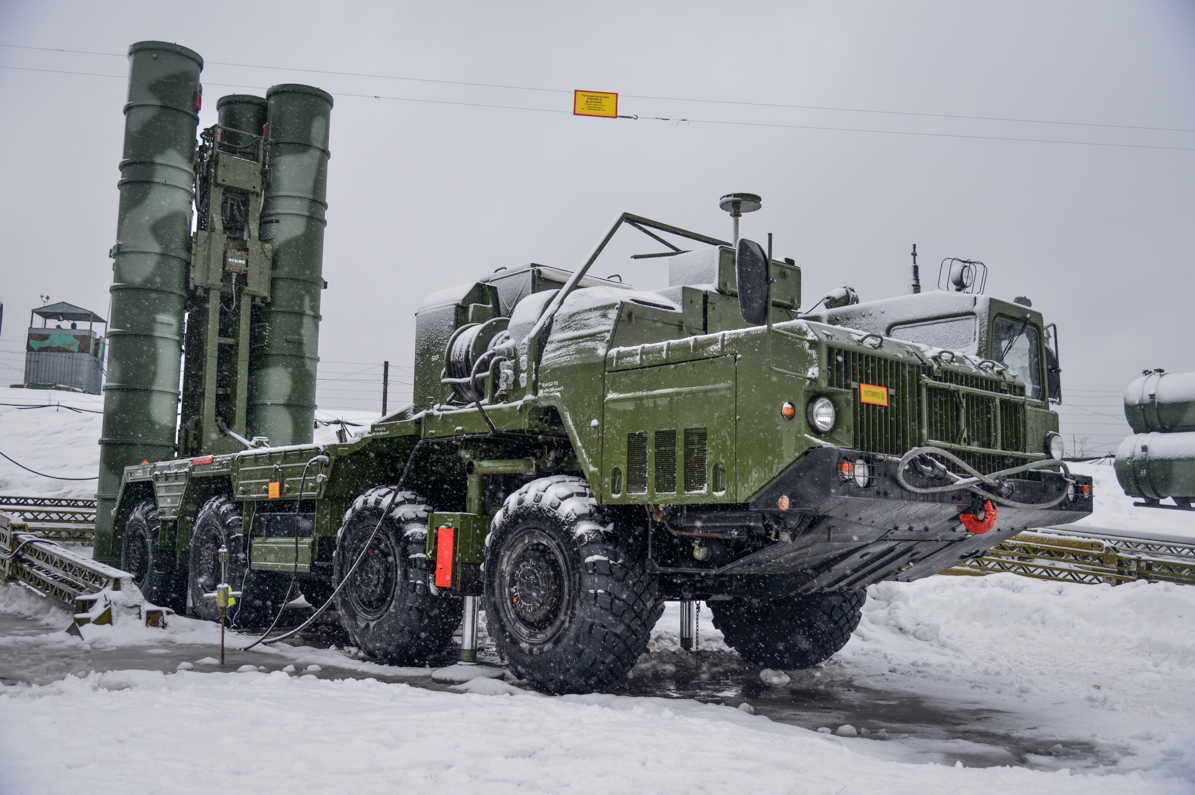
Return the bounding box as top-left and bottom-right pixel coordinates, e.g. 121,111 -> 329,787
718,193 -> 761,247
911,244 -> 920,294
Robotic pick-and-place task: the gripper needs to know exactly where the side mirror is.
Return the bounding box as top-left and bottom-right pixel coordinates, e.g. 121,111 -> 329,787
736,238 -> 769,325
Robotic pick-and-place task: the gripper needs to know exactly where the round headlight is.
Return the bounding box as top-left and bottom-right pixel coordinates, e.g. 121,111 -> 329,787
853,458 -> 871,488
1046,432 -> 1064,461
807,396 -> 836,434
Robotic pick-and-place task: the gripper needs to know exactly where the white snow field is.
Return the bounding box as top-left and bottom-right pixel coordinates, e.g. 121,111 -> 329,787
2,385 -> 1194,793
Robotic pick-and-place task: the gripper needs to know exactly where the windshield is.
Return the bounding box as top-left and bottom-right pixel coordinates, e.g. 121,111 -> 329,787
993,316 -> 1042,400
889,315 -> 978,352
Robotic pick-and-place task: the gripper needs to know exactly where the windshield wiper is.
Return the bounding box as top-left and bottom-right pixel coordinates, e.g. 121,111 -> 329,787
998,315 -> 1032,362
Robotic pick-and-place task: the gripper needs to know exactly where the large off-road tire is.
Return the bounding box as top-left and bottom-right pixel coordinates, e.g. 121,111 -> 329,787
333,487 -> 462,664
483,475 -> 657,695
187,496 -> 292,628
121,499 -> 187,613
711,590 -> 866,670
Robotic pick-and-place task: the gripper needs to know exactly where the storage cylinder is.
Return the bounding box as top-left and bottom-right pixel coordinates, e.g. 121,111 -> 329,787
216,94 -> 268,147
1124,371 -> 1195,434
95,41 -> 203,565
247,84 -> 332,446
1115,431 -> 1195,501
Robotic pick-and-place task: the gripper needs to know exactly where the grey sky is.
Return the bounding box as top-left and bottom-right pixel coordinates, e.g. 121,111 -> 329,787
2,1 -> 1193,452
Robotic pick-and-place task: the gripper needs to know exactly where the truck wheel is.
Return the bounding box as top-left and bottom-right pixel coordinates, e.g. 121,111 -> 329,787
483,475 -> 657,694
710,590 -> 866,670
121,499 -> 186,613
187,496 -> 292,628
333,487 -> 462,663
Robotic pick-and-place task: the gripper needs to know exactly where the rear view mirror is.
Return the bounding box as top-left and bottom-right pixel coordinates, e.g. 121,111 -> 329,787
736,238 -> 769,325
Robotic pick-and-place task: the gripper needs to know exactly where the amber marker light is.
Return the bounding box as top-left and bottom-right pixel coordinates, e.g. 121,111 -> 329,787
778,495 -> 791,511
838,459 -> 854,482
781,401 -> 796,420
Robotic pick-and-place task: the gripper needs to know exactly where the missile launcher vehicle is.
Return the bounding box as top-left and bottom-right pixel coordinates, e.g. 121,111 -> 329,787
97,43 -> 1092,694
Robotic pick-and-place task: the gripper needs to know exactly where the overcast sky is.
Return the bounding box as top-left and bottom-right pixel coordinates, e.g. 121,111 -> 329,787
2,1 -> 1193,451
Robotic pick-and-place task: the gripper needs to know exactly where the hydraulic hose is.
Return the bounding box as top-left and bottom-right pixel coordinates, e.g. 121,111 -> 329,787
895,445 -> 1075,511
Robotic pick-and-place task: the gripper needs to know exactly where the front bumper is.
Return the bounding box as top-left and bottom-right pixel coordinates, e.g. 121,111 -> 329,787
717,447 -> 1093,590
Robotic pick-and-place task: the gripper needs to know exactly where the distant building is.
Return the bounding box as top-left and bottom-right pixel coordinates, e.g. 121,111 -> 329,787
20,302 -> 107,395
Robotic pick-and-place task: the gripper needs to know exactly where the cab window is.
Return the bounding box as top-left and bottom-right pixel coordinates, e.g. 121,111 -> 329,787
993,316 -> 1042,400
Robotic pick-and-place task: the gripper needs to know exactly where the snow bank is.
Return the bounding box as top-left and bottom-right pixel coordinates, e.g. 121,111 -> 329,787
1,666 -> 1184,795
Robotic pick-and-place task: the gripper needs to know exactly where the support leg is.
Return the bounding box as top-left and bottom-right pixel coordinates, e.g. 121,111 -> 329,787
460,594 -> 479,664
680,600 -> 696,651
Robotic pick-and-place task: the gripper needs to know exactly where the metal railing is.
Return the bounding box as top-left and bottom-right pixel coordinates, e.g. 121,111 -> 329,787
0,495 -> 96,542
1,511 -> 125,606
943,528 -> 1195,587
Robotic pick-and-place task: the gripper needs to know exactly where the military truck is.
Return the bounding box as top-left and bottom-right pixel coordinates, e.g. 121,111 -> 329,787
97,42 -> 1092,695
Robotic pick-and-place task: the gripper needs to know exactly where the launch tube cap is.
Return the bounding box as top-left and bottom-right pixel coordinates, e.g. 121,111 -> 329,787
217,94 -> 268,110
127,40 -> 203,68
266,83 -> 334,107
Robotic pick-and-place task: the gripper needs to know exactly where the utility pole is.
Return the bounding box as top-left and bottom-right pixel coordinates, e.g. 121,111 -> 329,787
382,360 -> 389,416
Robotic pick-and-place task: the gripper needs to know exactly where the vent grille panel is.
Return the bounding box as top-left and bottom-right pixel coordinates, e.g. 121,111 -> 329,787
684,427 -> 708,492
627,432 -> 648,494
654,430 -> 677,493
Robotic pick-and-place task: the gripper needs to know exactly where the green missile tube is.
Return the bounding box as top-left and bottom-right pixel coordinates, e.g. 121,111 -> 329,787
247,84 -> 332,446
95,41 -> 203,566
216,94 -> 268,146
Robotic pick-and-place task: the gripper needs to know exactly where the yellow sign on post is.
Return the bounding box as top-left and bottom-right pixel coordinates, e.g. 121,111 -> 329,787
574,90 -> 618,119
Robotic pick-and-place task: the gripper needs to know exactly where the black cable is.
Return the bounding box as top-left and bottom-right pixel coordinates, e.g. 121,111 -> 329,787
5,43 -> 1195,136
3,64 -> 1195,153
0,449 -> 97,480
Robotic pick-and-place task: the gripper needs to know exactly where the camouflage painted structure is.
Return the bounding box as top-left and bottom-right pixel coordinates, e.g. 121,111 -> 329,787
1116,370 -> 1195,508
20,302 -> 106,394
96,42 -> 1092,695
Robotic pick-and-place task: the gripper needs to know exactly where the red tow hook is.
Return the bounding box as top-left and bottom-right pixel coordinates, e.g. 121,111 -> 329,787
959,500 -> 997,534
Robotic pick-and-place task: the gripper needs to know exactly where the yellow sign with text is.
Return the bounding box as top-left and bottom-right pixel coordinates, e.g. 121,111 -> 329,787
859,383 -> 889,407
268,481 -> 281,499
574,90 -> 618,118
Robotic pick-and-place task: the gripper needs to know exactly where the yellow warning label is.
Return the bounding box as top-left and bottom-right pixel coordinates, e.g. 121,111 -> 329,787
268,481 -> 281,499
859,383 -> 889,407
574,90 -> 618,118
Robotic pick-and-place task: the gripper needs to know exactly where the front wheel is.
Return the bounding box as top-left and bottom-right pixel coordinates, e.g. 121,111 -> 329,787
710,590 -> 866,670
483,475 -> 657,694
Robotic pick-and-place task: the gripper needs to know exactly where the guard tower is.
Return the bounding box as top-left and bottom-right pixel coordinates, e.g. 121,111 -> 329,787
21,302 -> 107,394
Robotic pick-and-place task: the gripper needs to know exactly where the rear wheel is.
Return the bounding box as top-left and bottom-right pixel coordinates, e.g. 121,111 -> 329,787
711,590 -> 866,670
187,496 -> 292,628
484,475 -> 657,694
333,487 -> 462,664
121,499 -> 186,613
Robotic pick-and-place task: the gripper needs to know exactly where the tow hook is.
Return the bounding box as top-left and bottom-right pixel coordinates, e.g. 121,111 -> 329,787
959,499 -> 997,534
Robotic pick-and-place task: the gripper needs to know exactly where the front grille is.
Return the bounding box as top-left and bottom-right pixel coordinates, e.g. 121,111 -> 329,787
828,347 -> 1028,473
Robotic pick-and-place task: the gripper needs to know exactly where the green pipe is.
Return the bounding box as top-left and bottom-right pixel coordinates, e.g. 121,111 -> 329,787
247,84 -> 332,446
95,41 -> 202,565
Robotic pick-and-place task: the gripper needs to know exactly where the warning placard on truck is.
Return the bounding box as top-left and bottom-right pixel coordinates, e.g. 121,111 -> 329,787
574,90 -> 618,118
859,383 -> 889,406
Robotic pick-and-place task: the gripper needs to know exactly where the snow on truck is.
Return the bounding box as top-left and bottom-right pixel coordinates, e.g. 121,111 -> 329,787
94,42 -> 1092,694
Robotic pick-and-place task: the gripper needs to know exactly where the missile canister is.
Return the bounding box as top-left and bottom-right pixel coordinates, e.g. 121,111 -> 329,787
1115,431 -> 1195,501
1124,371 -> 1195,434
246,84 -> 332,446
95,41 -> 202,565
216,94 -> 268,145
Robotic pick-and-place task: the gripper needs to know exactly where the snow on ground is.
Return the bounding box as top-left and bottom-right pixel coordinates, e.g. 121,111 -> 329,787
1066,459 -> 1194,542
2,385 -> 1195,791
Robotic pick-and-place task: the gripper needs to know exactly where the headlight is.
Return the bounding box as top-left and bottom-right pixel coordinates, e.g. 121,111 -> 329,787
1067,482 -> 1076,503
1046,432 -> 1064,461
853,458 -> 871,488
807,396 -> 836,434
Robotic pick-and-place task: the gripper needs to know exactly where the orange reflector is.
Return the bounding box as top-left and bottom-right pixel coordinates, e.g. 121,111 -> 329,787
837,459 -> 854,482
781,402 -> 796,420
777,495 -> 790,511
435,527 -> 454,588
268,481 -> 281,499
190,455 -> 214,466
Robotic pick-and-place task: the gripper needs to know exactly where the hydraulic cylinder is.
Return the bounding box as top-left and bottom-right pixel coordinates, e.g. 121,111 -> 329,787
247,84 -> 333,446
95,41 -> 203,565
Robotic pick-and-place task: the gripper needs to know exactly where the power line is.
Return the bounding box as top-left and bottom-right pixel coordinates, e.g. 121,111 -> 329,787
0,448 -> 97,480
4,63 -> 1193,153
4,42 -> 1193,136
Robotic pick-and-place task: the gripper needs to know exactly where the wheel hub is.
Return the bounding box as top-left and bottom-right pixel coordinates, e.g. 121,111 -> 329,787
348,535 -> 396,617
510,545 -> 564,627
